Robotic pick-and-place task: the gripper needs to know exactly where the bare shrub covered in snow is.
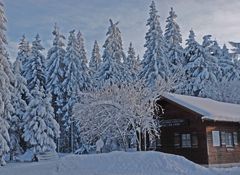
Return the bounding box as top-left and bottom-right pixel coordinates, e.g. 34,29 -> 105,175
73,80 -> 170,153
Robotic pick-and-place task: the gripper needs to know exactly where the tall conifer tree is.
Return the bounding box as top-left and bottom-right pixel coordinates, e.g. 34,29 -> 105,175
94,19 -> 131,89
89,40 -> 101,76
25,34 -> 46,93
138,1 -> 169,88
164,7 -> 183,74
46,24 -> 66,152
0,2 -> 15,165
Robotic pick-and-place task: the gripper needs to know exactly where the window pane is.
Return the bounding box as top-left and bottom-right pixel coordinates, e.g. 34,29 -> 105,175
182,134 -> 191,148
174,133 -> 180,148
212,131 -> 220,147
192,133 -> 198,148
226,132 -> 233,147
234,132 -> 238,145
221,132 -> 226,146
226,133 -> 229,146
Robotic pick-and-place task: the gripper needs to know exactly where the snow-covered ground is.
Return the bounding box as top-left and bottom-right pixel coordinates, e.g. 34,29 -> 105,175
1,151 -> 240,175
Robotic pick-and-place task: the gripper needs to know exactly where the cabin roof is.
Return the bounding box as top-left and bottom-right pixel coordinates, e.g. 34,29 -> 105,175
162,93 -> 240,123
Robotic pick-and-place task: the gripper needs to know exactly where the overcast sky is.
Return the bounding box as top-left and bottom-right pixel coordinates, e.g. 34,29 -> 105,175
4,0 -> 240,59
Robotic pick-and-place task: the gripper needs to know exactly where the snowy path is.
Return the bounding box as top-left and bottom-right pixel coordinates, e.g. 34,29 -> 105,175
0,152 -> 240,175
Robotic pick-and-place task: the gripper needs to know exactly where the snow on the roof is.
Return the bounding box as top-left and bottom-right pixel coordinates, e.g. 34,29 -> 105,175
162,93 -> 240,122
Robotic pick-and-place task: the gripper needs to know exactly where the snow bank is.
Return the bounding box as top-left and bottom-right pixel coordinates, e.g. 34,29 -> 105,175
56,151 -> 214,175
0,151 -> 239,175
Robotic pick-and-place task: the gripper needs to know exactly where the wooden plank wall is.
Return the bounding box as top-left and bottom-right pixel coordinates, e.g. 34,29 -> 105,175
158,99 -> 209,164
206,122 -> 240,164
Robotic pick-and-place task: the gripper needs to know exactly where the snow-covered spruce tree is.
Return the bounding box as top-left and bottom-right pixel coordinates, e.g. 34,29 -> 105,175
89,40 -> 101,76
25,34 -> 46,93
209,40 -> 222,81
205,79 -> 240,104
218,44 -> 239,81
135,55 -> 141,72
0,1 -> 15,166
94,19 -> 131,89
10,59 -> 30,160
16,35 -> 31,76
62,30 -> 91,152
229,41 -> 240,59
201,35 -> 219,88
164,7 -> 184,75
76,31 -> 88,65
180,30 -> 218,97
75,30 -> 91,91
210,40 -> 222,59
233,57 -> 240,79
138,1 -> 169,89
181,30 -> 197,95
229,41 -> 240,78
62,30 -> 79,152
73,80 -> 169,153
124,42 -> 138,80
46,24 -> 66,152
75,30 -> 91,151
23,84 -> 60,154
202,35 -> 219,65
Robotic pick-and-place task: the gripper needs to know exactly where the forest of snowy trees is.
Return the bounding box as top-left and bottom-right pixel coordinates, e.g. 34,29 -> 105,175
0,1 -> 240,166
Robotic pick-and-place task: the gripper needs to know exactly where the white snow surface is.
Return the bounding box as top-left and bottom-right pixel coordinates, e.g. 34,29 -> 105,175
1,151 -> 240,175
163,93 -> 240,122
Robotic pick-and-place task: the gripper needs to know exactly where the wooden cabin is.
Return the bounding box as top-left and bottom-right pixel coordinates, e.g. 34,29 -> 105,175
154,93 -> 240,166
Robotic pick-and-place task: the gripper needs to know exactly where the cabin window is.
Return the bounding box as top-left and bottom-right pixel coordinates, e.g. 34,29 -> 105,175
225,132 -> 233,147
192,133 -> 198,148
181,134 -> 191,148
174,133 -> 180,148
233,132 -> 238,145
174,133 -> 199,148
212,131 -> 220,147
220,132 -> 226,146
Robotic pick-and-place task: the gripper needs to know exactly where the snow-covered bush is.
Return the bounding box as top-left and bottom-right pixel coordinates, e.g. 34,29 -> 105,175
73,80 -> 169,152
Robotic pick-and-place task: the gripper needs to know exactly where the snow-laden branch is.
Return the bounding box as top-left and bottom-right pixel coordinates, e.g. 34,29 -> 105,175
73,80 -> 169,152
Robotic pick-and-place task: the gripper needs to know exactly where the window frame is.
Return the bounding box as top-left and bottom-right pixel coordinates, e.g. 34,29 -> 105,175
220,131 -> 226,146
225,132 -> 234,148
191,133 -> 198,148
212,131 -> 221,147
181,133 -> 191,148
233,132 -> 238,146
174,133 -> 180,148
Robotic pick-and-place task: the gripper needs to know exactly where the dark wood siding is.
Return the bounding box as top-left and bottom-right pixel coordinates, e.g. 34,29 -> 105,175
204,121 -> 240,164
157,98 -> 209,164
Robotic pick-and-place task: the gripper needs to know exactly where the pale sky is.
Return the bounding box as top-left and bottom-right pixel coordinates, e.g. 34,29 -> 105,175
4,0 -> 240,59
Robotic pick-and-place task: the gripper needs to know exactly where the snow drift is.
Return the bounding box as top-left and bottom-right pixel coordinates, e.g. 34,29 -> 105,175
1,151 -> 235,175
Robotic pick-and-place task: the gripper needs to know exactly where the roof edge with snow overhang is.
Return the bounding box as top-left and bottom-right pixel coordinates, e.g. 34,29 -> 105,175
161,93 -> 240,123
